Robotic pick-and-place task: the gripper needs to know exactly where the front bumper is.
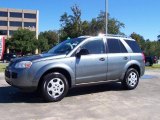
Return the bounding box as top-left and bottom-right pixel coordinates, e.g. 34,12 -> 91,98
5,66 -> 37,91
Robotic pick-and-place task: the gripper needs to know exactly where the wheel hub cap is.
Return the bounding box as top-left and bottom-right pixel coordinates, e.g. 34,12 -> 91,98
127,72 -> 138,87
47,78 -> 64,98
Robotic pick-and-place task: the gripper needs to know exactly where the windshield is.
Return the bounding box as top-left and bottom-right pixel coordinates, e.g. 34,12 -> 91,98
48,38 -> 85,55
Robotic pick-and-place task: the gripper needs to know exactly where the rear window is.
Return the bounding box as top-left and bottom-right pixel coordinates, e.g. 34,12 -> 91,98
125,40 -> 142,53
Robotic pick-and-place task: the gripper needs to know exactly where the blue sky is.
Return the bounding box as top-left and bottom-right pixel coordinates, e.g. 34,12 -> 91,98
0,0 -> 160,40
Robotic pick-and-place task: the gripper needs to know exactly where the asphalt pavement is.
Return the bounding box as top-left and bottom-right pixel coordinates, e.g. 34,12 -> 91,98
0,69 -> 160,120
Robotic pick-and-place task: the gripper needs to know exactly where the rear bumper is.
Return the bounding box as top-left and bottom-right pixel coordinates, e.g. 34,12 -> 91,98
140,64 -> 145,77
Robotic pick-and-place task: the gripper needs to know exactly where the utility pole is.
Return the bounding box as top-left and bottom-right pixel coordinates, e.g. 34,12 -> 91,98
105,0 -> 108,35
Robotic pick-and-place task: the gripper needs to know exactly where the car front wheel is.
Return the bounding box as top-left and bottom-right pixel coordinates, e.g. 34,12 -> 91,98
122,68 -> 139,90
41,72 -> 69,102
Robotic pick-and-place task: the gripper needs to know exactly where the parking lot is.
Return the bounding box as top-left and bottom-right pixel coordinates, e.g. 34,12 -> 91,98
0,69 -> 160,120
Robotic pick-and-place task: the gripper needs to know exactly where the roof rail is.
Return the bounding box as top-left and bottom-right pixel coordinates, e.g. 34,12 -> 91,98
107,34 -> 131,38
78,36 -> 92,38
98,33 -> 131,38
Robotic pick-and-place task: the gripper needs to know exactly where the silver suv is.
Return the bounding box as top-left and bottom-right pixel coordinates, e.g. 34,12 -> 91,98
5,35 -> 145,102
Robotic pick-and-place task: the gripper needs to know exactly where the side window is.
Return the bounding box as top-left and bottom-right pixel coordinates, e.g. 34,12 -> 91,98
119,41 -> 128,53
82,39 -> 105,54
107,39 -> 127,53
125,40 -> 142,53
107,39 -> 120,53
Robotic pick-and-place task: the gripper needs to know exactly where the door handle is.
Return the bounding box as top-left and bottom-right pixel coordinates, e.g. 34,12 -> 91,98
99,58 -> 105,61
123,57 -> 128,60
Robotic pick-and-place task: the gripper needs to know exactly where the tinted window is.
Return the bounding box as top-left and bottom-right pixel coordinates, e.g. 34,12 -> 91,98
119,41 -> 128,53
0,11 -> 8,17
107,39 -> 128,53
9,30 -> 16,36
0,21 -> 8,26
10,12 -> 22,18
24,22 -> 36,27
125,40 -> 142,53
0,30 -> 7,35
107,39 -> 121,53
10,21 -> 22,27
24,13 -> 36,19
82,39 -> 105,54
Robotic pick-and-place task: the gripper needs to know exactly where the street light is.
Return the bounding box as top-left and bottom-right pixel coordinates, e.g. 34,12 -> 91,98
105,0 -> 108,35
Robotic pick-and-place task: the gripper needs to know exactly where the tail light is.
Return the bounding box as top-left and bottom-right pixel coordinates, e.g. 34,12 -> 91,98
142,53 -> 145,63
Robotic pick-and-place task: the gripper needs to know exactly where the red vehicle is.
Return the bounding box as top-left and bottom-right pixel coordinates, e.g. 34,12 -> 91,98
0,36 -> 5,60
153,56 -> 158,64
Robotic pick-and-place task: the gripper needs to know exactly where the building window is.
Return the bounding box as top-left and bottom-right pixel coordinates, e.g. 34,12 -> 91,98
10,12 -> 22,18
24,13 -> 36,19
0,30 -> 7,35
9,30 -> 16,36
0,11 -> 8,17
0,21 -> 8,26
10,21 -> 22,27
24,22 -> 36,27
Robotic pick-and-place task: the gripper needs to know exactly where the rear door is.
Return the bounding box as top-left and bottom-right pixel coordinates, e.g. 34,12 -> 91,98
106,38 -> 130,80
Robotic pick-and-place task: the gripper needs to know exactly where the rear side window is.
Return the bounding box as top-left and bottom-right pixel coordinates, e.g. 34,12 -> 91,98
107,39 -> 127,53
82,39 -> 105,54
125,40 -> 142,53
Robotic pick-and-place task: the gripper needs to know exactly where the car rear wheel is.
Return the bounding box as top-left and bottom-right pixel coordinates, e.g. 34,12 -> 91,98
41,72 -> 69,102
122,68 -> 139,90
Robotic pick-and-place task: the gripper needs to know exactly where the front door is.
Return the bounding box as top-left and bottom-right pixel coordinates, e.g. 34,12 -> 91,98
75,39 -> 107,84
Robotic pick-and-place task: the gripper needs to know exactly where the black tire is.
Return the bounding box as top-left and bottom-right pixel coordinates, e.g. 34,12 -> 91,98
122,68 -> 139,90
149,63 -> 153,66
41,72 -> 69,102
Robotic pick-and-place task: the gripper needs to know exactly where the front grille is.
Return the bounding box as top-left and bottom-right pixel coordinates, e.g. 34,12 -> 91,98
5,70 -> 17,79
12,72 -> 17,79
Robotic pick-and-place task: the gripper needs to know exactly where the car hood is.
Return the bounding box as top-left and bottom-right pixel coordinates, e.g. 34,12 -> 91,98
12,53 -> 66,63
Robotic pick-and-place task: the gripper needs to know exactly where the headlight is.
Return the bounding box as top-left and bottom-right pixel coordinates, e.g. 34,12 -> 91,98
15,61 -> 32,69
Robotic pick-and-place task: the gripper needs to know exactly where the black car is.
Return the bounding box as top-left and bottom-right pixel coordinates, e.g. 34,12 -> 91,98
145,56 -> 153,66
145,56 -> 158,66
2,53 -> 16,62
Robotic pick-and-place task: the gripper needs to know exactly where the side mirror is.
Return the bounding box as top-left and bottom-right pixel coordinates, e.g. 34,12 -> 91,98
76,48 -> 89,57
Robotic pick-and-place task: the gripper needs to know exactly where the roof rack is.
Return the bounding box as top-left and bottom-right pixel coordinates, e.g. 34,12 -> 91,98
98,33 -> 131,38
78,36 -> 92,38
107,34 -> 131,38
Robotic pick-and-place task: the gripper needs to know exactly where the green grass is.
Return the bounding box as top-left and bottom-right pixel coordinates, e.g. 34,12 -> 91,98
145,64 -> 160,69
0,63 -> 7,72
